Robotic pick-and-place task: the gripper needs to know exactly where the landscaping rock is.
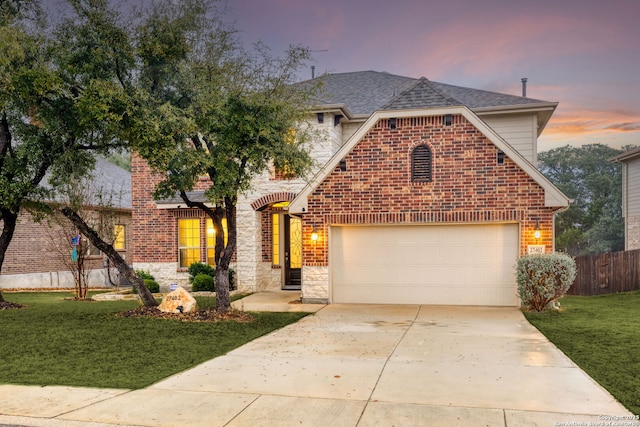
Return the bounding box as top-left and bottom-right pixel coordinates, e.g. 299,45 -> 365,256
158,286 -> 197,314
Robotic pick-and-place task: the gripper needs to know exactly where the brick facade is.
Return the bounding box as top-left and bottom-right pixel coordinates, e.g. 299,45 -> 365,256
131,155 -> 209,287
131,155 -> 179,264
131,110 -> 564,296
302,115 -> 556,270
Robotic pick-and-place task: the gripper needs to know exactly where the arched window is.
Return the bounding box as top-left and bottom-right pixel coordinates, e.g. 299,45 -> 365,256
411,144 -> 432,182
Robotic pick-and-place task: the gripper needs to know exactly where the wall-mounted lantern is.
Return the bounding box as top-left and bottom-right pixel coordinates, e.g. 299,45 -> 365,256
533,219 -> 541,240
311,226 -> 319,242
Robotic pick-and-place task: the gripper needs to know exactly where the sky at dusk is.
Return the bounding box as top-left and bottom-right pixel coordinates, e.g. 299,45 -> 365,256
224,0 -> 640,152
42,0 -> 640,153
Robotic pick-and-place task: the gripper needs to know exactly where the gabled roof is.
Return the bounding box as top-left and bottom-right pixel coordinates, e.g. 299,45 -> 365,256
289,106 -> 570,214
382,78 -> 461,110
42,156 -> 131,209
611,146 -> 640,163
303,71 -> 558,134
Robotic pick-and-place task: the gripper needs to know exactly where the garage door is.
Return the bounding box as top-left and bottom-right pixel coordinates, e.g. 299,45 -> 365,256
331,224 -> 519,306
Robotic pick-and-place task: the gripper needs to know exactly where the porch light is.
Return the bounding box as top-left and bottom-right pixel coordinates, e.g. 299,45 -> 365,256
533,219 -> 541,240
311,227 -> 319,242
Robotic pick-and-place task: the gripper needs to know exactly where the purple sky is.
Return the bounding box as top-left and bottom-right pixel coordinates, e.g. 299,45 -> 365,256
225,0 -> 640,152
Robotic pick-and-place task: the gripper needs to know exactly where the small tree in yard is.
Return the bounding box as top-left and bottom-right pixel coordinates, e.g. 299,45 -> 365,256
516,253 -> 577,312
131,1 -> 319,313
43,173 -> 129,300
43,218 -> 92,300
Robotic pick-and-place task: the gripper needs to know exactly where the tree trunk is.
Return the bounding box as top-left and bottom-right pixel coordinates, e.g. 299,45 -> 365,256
60,207 -> 158,307
213,197 -> 237,313
176,191 -> 237,313
0,209 -> 19,303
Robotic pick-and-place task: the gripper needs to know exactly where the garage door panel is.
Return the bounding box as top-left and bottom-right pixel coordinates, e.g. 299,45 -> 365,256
330,224 -> 519,306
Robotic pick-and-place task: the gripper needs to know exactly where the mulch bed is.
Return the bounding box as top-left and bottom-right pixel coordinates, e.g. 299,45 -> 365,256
0,301 -> 25,310
117,306 -> 254,323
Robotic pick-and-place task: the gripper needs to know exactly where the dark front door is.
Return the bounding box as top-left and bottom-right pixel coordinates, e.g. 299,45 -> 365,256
283,215 -> 302,290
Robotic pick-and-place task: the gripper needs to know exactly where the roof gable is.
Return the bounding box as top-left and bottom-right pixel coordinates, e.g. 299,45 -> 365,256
289,106 -> 569,213
382,78 -> 461,110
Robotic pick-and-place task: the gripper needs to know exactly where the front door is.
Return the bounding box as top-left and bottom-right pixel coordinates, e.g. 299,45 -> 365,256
283,215 -> 302,290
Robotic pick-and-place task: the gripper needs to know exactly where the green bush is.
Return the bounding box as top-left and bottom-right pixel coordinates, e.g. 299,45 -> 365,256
143,278 -> 160,293
188,262 -> 215,283
192,273 -> 215,292
188,263 -> 236,290
132,270 -> 159,294
136,270 -> 155,280
516,253 -> 576,312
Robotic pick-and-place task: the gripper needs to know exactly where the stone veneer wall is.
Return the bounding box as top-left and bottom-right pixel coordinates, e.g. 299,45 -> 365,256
627,215 -> 640,250
301,266 -> 329,303
299,114 -> 558,302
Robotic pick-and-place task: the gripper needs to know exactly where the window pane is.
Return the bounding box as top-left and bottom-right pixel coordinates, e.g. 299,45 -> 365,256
289,217 -> 302,269
179,219 -> 200,268
206,219 -> 215,248
272,214 -> 280,265
179,248 -> 200,269
179,219 -> 200,247
205,218 -> 228,266
113,224 -> 126,250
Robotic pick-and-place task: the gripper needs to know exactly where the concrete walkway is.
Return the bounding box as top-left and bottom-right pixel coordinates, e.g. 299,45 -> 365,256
0,291 -> 632,427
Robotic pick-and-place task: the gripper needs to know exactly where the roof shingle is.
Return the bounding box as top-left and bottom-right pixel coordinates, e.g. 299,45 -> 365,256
305,70 -> 553,115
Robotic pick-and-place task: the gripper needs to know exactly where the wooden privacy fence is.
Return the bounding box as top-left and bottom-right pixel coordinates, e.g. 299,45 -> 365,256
568,249 -> 640,296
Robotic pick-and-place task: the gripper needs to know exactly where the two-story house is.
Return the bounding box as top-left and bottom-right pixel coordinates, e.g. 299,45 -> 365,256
131,70 -> 570,306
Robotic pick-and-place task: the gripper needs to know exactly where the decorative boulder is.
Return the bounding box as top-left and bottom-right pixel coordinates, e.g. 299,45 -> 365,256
158,286 -> 197,314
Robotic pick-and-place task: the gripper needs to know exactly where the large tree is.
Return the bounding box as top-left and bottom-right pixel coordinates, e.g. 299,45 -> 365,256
538,144 -> 628,255
0,0 -> 157,306
130,0 -> 318,312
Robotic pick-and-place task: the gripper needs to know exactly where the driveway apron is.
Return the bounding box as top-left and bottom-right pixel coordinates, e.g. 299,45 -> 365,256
0,299 -> 631,427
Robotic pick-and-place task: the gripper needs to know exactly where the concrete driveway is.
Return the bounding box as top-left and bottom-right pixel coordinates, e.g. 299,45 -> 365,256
0,291 -> 631,427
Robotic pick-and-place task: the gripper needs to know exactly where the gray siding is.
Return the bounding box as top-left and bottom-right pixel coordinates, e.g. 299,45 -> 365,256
481,113 -> 537,165
626,157 -> 640,217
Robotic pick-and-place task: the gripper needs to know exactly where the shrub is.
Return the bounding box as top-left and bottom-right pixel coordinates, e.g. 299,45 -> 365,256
516,253 -> 577,312
136,270 -> 155,280
132,270 -> 159,294
143,278 -> 160,293
189,263 -> 236,290
188,262 -> 215,283
192,273 -> 215,292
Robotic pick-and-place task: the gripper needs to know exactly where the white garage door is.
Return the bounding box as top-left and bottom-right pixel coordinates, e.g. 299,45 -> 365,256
331,224 -> 519,306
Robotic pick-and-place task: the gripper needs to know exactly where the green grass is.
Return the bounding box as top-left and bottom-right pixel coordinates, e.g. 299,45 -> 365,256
524,292 -> 640,415
0,292 -> 310,389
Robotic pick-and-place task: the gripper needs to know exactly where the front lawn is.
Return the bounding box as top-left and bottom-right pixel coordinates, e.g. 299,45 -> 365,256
0,292 -> 310,389
524,292 -> 640,415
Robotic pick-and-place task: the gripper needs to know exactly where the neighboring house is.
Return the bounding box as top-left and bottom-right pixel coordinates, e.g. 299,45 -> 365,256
132,70 -> 570,306
611,146 -> 640,250
0,157 -> 132,290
